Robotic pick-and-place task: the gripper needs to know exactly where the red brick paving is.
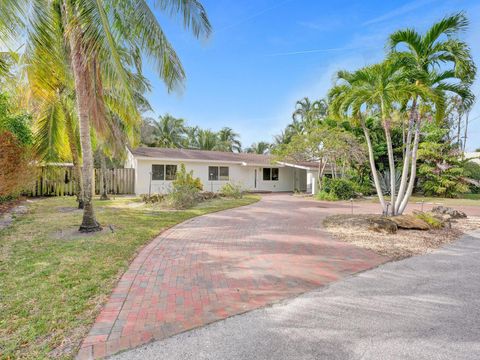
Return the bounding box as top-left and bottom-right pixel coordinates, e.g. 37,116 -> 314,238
77,194 -> 398,359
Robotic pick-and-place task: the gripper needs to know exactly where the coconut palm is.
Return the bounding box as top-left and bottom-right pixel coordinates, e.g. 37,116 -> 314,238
193,129 -> 219,150
291,97 -> 328,133
388,12 -> 476,213
246,142 -> 271,154
217,127 -> 242,152
154,114 -> 186,148
2,0 -> 211,232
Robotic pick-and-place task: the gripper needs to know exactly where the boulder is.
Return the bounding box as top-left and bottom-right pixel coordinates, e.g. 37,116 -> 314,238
431,206 -> 467,219
368,218 -> 398,234
390,214 -> 430,230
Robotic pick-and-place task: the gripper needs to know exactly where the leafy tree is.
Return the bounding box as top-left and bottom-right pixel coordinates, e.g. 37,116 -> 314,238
2,0 -> 212,232
154,114 -> 186,148
246,141 -> 271,154
0,93 -> 32,145
217,127 -> 242,152
330,13 -> 476,214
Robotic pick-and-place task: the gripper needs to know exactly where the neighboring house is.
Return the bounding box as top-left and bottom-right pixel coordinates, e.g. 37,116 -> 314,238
464,152 -> 480,165
125,147 -> 324,195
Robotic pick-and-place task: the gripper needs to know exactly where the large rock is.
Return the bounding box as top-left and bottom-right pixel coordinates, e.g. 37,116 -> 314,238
368,218 -> 398,234
431,206 -> 467,219
390,214 -> 430,230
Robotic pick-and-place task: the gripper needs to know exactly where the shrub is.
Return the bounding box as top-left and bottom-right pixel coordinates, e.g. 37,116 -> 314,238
166,164 -> 203,209
0,131 -> 36,202
464,161 -> 480,194
220,182 -> 243,199
322,177 -> 355,200
141,193 -> 166,204
172,164 -> 203,191
315,190 -> 339,201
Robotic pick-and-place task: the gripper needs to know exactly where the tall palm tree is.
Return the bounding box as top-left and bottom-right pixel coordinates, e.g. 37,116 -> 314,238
217,127 -> 242,152
388,12 -> 475,214
194,129 -> 219,150
329,60 -> 428,214
2,0 -> 211,232
246,141 -> 270,154
154,114 -> 186,148
291,97 -> 328,133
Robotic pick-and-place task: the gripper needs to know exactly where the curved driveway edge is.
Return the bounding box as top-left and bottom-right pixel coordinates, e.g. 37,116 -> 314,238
77,194 -> 387,359
113,229 -> 480,360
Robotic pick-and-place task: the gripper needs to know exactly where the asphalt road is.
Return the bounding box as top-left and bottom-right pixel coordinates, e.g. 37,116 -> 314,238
111,230 -> 480,360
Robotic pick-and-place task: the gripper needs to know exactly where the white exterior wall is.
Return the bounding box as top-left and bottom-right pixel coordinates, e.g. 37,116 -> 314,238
465,152 -> 480,165
133,159 -> 297,195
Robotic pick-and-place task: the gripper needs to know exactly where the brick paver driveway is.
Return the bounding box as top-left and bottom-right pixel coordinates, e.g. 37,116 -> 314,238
77,194 -> 387,359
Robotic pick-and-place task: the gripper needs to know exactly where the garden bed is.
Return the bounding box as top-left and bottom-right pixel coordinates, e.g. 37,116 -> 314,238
323,214 -> 480,260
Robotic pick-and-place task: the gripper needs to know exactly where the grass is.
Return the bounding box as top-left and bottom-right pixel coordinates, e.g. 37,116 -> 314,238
0,195 -> 259,360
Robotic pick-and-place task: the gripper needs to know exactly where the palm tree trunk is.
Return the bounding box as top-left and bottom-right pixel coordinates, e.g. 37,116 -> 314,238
68,27 -> 101,232
100,150 -> 109,200
64,107 -> 84,209
396,99 -> 417,213
398,120 -> 421,214
362,121 -> 387,213
384,125 -> 396,215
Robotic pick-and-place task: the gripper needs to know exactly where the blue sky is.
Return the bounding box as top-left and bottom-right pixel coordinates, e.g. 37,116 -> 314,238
144,0 -> 480,150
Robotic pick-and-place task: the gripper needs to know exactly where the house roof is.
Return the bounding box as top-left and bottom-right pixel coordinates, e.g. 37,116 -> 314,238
129,147 -> 321,170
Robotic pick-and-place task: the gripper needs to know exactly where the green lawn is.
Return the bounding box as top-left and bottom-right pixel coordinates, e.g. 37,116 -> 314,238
0,195 -> 259,360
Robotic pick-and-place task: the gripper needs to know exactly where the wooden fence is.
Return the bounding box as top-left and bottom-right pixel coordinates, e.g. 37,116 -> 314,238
28,166 -> 135,197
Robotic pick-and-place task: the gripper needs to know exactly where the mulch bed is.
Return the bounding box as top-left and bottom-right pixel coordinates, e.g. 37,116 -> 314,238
323,214 -> 480,260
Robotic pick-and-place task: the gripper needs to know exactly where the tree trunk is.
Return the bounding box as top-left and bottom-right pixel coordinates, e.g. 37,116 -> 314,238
68,27 -> 102,232
463,111 -> 469,154
384,124 -> 396,215
100,150 -> 109,200
398,119 -> 421,214
362,121 -> 387,213
396,99 -> 417,213
64,108 -> 84,209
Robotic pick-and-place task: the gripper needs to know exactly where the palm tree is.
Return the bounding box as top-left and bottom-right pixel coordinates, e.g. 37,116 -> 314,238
388,12 -> 476,214
154,114 -> 186,148
246,142 -> 270,154
329,60 -> 428,214
291,97 -> 328,133
217,127 -> 242,152
194,129 -> 219,150
2,0 -> 211,232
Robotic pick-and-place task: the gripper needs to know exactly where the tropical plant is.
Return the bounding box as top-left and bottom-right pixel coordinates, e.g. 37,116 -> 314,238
1,0 -> 212,232
154,114 -> 186,148
167,164 -> 202,209
192,129 -> 219,150
217,127 -> 242,152
291,97 -> 328,133
246,141 -> 271,154
330,13 -> 475,214
220,182 -> 243,199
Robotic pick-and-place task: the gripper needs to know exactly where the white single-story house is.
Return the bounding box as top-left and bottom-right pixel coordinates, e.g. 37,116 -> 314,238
125,147 -> 324,195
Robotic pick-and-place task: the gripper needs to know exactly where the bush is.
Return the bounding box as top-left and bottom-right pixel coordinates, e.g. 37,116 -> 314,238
141,193 -> 166,204
166,164 -> 203,209
322,177 -> 355,200
464,161 -> 480,194
220,182 -> 243,199
172,164 -> 203,191
315,190 -> 338,201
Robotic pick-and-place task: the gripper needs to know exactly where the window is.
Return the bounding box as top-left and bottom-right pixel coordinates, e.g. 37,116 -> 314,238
152,164 -> 164,180
263,168 -> 279,181
272,168 -> 279,181
263,168 -> 271,181
208,166 -> 229,181
219,167 -> 229,181
151,164 -> 177,181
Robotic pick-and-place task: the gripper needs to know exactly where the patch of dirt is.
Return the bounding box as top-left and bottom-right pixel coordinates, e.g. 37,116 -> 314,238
53,226 -> 114,240
56,206 -> 83,213
323,214 -> 480,260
